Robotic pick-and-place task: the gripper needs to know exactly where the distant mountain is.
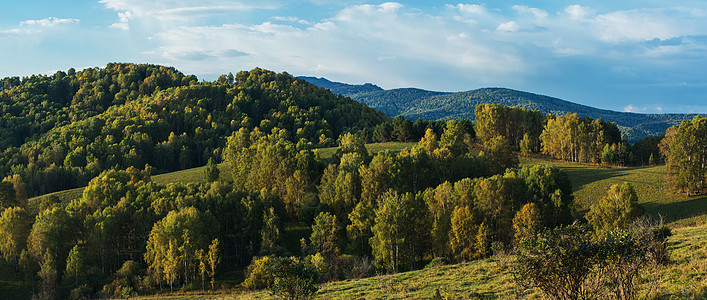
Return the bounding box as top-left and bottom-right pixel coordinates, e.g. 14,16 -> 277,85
300,77 -> 701,142
298,76 -> 383,95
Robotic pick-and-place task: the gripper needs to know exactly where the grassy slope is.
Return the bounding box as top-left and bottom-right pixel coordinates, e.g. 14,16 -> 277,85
519,155 -> 707,227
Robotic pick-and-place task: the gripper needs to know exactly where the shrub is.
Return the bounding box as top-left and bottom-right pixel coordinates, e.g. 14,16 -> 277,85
514,223 -> 596,300
268,257 -> 319,300
515,219 -> 671,300
586,183 -> 644,235
243,256 -> 276,290
425,257 -> 449,269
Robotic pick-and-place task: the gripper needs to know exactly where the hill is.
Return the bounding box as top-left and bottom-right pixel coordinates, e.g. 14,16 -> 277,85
0,64 -> 388,197
299,77 -> 701,142
297,77 -> 383,95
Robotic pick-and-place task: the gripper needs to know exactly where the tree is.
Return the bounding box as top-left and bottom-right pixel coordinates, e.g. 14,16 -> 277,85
38,251 -> 58,300
65,245 -> 85,288
660,116 -> 707,195
392,116 -> 413,142
3,175 -> 27,208
482,136 -> 518,174
602,144 -> 615,165
268,257 -> 319,300
0,181 -> 17,210
207,238 -> 220,291
309,212 -> 341,259
440,120 -> 470,156
418,128 -> 439,153
585,183 -> 643,235
204,157 -> 220,183
370,191 -> 429,273
514,224 -> 596,300
338,132 -> 368,157
0,207 -> 32,272
448,205 -> 478,261
28,207 -> 71,264
475,222 -> 490,259
347,199 -> 376,257
144,207 -> 218,290
513,203 -> 542,246
520,133 -> 532,157
260,207 -> 282,255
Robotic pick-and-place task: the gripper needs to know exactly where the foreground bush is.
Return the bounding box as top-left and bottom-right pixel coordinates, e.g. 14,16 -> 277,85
243,256 -> 319,299
514,219 -> 671,300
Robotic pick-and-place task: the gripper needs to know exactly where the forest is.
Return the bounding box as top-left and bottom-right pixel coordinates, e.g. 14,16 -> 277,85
0,64 -> 704,299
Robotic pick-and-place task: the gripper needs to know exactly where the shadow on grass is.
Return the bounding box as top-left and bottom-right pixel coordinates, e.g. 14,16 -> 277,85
642,195 -> 707,223
560,166 -> 630,190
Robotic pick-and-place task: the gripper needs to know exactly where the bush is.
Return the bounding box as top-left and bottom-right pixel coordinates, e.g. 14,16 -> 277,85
515,219 -> 671,300
69,284 -> 92,300
243,256 -> 276,290
425,257 -> 449,269
268,257 -> 319,300
514,223 -> 596,300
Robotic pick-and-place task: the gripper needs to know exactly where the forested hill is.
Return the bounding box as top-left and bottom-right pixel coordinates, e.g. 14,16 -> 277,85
299,77 -> 700,142
297,76 -> 384,95
0,64 -> 389,197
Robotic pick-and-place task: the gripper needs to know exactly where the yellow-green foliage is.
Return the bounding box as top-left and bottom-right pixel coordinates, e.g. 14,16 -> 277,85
513,203 -> 541,245
586,183 -> 644,234
448,205 -> 477,261
242,256 -> 275,290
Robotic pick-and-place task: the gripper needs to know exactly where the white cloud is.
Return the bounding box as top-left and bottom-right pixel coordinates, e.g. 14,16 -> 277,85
455,4 -> 486,14
623,104 -> 646,112
1,17 -> 79,34
20,17 -> 79,27
93,1 -> 707,95
99,0 -> 276,29
512,5 -> 548,19
564,5 -> 593,20
496,21 -> 519,32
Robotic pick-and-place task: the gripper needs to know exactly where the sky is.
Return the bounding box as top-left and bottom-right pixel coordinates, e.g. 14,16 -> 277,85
1,1 -> 706,114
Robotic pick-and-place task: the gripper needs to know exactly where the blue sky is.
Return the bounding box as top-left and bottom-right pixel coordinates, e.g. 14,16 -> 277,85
2,1 -> 706,113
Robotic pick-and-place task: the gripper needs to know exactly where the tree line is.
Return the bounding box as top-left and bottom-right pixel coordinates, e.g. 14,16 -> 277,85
474,104 -> 663,166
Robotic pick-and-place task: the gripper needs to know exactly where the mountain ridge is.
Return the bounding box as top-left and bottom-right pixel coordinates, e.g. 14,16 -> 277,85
298,76 -> 701,142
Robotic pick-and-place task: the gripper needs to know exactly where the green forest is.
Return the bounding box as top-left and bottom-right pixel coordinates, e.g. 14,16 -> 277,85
0,64 -> 705,299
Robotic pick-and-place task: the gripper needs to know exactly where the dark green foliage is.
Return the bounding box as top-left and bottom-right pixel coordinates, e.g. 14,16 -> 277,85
204,158 -> 220,183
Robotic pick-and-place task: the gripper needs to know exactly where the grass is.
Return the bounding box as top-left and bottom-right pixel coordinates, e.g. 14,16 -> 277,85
315,142 -> 416,159
519,155 -> 707,227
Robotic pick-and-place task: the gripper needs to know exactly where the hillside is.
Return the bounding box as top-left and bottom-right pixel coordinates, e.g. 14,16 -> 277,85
299,77 -> 701,142
0,64 -> 388,197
